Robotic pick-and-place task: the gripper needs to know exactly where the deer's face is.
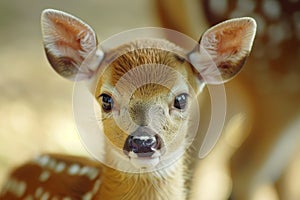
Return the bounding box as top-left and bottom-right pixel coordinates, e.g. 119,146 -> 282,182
41,9 -> 256,170
94,44 -> 200,169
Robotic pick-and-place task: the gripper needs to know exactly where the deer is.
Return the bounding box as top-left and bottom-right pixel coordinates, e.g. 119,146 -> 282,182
155,0 -> 300,199
0,9 -> 256,200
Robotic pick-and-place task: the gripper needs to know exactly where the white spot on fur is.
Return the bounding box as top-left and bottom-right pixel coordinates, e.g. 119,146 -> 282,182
79,166 -> 90,176
62,197 -> 72,200
92,179 -> 102,193
18,181 -> 26,197
68,164 -> 81,175
48,159 -> 57,169
39,171 -> 51,182
78,165 -> 100,179
87,168 -> 99,180
54,161 -> 66,173
41,191 -> 50,200
82,178 -> 102,200
3,178 -> 27,197
36,155 -> 50,167
35,187 -> 43,198
83,192 -> 93,200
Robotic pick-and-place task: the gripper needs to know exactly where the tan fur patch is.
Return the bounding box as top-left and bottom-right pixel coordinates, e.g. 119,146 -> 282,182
94,39 -> 198,152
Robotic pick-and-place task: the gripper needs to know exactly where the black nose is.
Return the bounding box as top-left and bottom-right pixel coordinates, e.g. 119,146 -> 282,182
123,127 -> 163,157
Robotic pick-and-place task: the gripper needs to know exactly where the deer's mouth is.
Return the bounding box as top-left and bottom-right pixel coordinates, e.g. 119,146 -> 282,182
127,150 -> 161,169
122,127 -> 166,169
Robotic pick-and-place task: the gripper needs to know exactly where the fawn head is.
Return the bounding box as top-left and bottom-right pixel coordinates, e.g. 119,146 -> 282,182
41,9 -> 256,171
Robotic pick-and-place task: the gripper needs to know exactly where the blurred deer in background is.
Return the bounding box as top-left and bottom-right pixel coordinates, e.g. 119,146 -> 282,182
156,0 -> 300,199
0,9 -> 256,199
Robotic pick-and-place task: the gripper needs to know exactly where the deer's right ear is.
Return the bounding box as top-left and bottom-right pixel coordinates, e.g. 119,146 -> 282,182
188,17 -> 256,85
41,9 -> 104,81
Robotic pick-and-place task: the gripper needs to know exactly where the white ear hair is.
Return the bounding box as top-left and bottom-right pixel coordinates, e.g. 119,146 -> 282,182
189,17 -> 256,84
41,9 -> 104,81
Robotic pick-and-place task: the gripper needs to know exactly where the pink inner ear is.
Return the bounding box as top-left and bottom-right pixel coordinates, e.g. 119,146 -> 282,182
204,23 -> 251,63
47,14 -> 89,52
55,26 -> 82,51
212,27 -> 243,56
41,9 -> 102,81
190,18 -> 256,84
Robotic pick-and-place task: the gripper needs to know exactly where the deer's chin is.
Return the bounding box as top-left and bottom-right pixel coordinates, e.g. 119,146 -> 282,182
128,151 -> 161,170
130,157 -> 160,169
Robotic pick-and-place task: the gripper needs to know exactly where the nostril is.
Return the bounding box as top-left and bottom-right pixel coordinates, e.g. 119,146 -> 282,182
123,127 -> 165,157
145,138 -> 156,147
131,136 -> 156,154
123,135 -> 163,158
132,138 -> 145,146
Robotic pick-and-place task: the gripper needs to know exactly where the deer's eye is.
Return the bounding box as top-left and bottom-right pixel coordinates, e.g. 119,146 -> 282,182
99,94 -> 114,112
173,93 -> 188,110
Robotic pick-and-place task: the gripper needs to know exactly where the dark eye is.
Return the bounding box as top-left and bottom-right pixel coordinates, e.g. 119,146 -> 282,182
99,94 -> 114,112
173,93 -> 188,110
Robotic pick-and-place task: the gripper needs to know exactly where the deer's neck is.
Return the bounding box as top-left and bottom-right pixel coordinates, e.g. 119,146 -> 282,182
96,150 -> 187,200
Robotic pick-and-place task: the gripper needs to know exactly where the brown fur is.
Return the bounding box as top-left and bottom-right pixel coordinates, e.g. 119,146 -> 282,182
95,40 -> 198,154
0,9 -> 255,200
92,40 -> 200,199
155,1 -> 300,199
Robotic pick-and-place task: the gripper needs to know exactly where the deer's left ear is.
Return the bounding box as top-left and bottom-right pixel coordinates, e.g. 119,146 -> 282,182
189,17 -> 256,84
41,9 -> 104,81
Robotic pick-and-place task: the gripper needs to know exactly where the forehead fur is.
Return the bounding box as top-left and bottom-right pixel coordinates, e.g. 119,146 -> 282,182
106,39 -> 186,81
100,39 -> 190,97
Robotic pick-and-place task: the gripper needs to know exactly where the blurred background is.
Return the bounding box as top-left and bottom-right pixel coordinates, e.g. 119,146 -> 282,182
0,0 -> 159,186
1,0 -> 300,199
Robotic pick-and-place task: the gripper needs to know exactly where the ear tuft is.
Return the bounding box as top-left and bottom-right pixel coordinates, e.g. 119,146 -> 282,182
41,9 -> 103,81
189,17 -> 257,84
